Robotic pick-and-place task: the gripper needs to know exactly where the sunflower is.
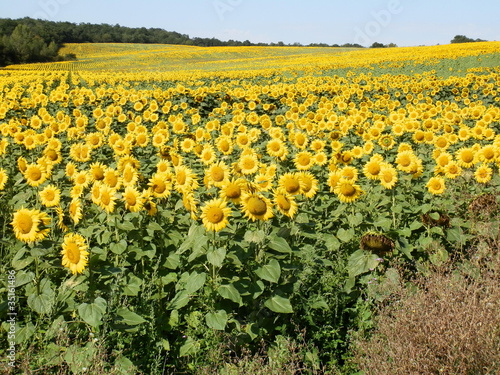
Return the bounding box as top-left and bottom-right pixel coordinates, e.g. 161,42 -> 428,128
65,162 -> 77,180
297,171 -> 319,199
143,192 -> 158,216
254,173 -> 274,192
240,192 -> 274,221
266,138 -> 287,159
103,168 -> 122,190
379,165 -> 398,190
73,170 -> 91,188
0,168 -> 8,191
147,172 -> 172,198
68,198 -> 82,224
199,144 -> 216,165
455,147 -> 477,168
205,161 -> 230,188
17,156 -> 28,173
378,134 -> 395,150
61,233 -> 89,274
339,166 -> 359,182
200,198 -> 231,232
294,151 -> 315,171
327,170 -> 342,192
443,161 -> 462,179
363,154 -> 384,180
23,163 -> 47,187
39,184 -> 61,207
334,179 -> 363,203
219,178 -> 245,205
122,186 -> 145,212
426,176 -> 446,195
215,135 -> 234,155
174,165 -> 198,193
238,152 -> 259,175
278,173 -> 303,195
182,191 -> 199,220
474,164 -> 493,184
273,189 -> 298,218
96,185 -> 117,213
11,208 -> 50,243
122,164 -> 139,187
395,151 -> 416,173
89,162 -> 106,182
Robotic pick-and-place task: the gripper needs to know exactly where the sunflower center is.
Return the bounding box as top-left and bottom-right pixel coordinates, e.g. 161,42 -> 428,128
225,185 -> 241,199
247,197 -> 267,216
153,181 -> 166,194
339,183 -> 356,197
284,179 -> 300,194
66,242 -> 80,264
206,207 -> 224,223
125,193 -> 136,206
100,192 -> 111,205
177,172 -> 186,185
29,168 -> 42,181
461,151 -> 474,163
276,195 -> 291,211
18,213 -> 34,234
211,167 -> 225,182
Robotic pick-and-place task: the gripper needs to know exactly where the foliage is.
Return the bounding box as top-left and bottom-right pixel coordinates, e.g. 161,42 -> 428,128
0,42 -> 500,374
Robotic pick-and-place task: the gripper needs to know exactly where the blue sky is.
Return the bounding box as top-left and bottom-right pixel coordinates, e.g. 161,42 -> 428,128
1,0 -> 499,46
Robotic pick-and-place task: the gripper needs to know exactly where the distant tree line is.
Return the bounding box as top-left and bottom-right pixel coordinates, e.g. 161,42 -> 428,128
0,17 -> 366,66
451,35 -> 486,44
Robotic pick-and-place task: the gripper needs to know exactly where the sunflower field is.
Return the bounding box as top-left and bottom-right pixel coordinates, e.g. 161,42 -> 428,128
1,42 -> 500,374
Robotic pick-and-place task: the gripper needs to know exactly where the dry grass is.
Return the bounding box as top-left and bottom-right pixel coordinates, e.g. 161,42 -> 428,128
353,244 -> 500,375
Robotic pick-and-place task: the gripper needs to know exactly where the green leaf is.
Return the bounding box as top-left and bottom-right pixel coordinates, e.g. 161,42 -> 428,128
207,247 -> 226,268
264,295 -> 293,313
15,322 -> 35,344
373,217 -> 392,231
117,221 -> 136,231
110,239 -> 128,255
268,235 -> 292,253
429,212 -> 440,220
347,250 -> 379,277
123,274 -> 142,296
255,259 -> 281,283
396,237 -> 413,259
323,235 -> 340,251
337,227 -> 354,243
147,221 -> 163,232
164,252 -> 181,270
184,271 -> 206,294
244,229 -> 266,243
205,310 -> 228,330
168,290 -> 190,310
446,226 -> 465,245
15,271 -> 34,287
78,298 -> 107,327
218,284 -> 242,305
27,278 -> 55,315
179,338 -> 199,357
115,307 -> 146,326
348,212 -> 363,227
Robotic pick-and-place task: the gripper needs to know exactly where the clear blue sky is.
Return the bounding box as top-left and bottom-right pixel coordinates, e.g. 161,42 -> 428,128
1,0 -> 499,46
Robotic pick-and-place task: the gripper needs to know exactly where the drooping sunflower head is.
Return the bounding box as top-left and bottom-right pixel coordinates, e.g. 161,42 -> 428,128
360,232 -> 394,257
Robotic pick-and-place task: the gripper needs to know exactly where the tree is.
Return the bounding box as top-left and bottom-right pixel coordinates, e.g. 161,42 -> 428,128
451,35 -> 486,44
